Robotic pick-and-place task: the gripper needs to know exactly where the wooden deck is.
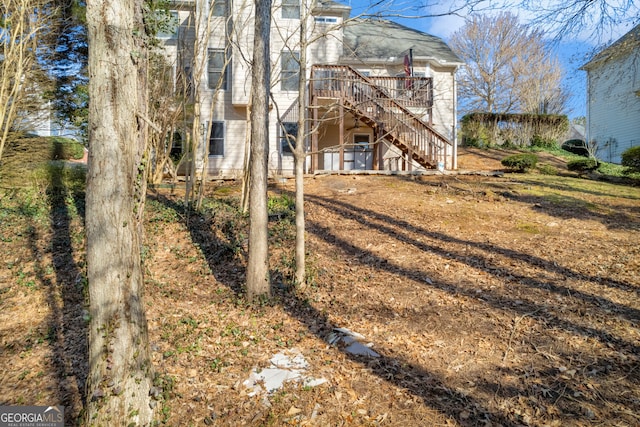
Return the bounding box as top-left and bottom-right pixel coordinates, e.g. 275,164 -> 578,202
307,65 -> 454,172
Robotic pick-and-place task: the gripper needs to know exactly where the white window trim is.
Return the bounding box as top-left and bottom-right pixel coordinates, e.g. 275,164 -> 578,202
208,121 -> 225,157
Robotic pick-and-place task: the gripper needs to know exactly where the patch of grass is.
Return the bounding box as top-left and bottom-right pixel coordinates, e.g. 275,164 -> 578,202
529,145 -> 640,181
1,136 -> 86,188
268,193 -> 295,214
516,223 -> 541,234
597,161 -> 640,180
536,163 -> 559,175
212,185 -> 237,196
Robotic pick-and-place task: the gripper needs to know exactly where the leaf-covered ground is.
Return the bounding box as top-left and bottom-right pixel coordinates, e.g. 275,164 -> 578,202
1,148 -> 639,426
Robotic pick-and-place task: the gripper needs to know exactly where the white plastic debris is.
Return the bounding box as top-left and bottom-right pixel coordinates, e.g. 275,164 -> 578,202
326,327 -> 380,358
243,348 -> 327,396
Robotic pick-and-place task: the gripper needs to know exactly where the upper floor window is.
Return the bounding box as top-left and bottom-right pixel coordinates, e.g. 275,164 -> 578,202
208,48 -> 228,90
281,51 -> 300,91
314,16 -> 337,24
279,122 -> 298,154
209,121 -> 225,156
282,0 -> 300,19
212,0 -> 227,17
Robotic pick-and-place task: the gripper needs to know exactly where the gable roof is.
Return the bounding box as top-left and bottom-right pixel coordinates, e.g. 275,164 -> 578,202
341,18 -> 463,66
582,24 -> 640,70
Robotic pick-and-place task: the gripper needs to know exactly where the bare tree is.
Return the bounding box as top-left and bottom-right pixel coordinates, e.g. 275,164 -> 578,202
272,0 -> 310,287
515,52 -> 568,114
147,53 -> 188,184
449,12 -> 566,115
84,0 -> 155,422
416,0 -> 638,42
0,0 -> 46,160
184,0 -> 211,206
246,0 -> 272,299
523,0 -> 639,42
292,6 -> 307,287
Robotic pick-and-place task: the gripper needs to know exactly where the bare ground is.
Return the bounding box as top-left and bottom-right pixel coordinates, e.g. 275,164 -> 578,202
1,148 -> 639,426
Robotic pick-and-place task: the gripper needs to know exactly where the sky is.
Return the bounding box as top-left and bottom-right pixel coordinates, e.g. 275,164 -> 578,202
348,0 -> 639,119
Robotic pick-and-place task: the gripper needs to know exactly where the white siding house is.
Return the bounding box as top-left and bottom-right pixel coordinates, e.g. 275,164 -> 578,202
165,0 -> 463,177
582,25 -> 640,164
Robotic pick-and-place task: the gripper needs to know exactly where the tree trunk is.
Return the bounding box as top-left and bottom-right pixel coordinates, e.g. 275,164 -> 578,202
241,102 -> 252,213
293,2 -> 307,287
85,0 -> 155,423
246,0 -> 271,299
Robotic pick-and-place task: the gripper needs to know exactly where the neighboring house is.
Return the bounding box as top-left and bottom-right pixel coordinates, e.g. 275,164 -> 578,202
13,99 -> 80,140
565,123 -> 586,143
163,0 -> 463,178
582,24 -> 640,164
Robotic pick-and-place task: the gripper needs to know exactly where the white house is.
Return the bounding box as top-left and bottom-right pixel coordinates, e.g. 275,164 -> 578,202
164,0 -> 463,178
582,24 -> 640,164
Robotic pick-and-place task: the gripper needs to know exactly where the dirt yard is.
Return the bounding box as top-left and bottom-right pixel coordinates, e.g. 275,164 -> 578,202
1,148 -> 639,426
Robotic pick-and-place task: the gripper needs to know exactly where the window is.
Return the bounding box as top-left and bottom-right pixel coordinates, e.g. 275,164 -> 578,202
314,16 -> 337,24
280,122 -> 298,154
157,11 -> 179,39
212,0 -> 227,16
281,0 -> 300,19
209,121 -> 224,156
281,51 -> 300,91
208,49 -> 228,90
169,131 -> 183,161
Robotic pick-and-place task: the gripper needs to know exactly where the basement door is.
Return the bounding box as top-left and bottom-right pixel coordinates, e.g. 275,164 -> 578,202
344,134 -> 373,170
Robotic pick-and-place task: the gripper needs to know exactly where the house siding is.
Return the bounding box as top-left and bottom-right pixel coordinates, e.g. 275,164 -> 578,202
167,0 -> 462,176
584,28 -> 640,164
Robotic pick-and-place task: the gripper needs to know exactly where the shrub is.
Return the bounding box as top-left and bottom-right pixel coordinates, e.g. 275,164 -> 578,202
50,137 -> 85,160
561,139 -> 589,157
501,153 -> 538,172
531,134 -> 557,149
567,158 -> 599,172
621,146 -> 640,174
537,163 -> 558,175
462,136 -> 485,148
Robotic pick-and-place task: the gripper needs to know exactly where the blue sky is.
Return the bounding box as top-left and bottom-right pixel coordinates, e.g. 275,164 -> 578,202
347,0 -> 638,119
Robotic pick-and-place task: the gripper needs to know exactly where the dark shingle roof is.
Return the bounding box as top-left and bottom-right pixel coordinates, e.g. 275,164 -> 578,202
582,24 -> 640,70
342,18 -> 462,65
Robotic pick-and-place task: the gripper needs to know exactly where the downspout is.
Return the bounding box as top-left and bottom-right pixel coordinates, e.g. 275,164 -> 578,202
452,67 -> 458,170
409,48 -> 414,77
585,70 -> 591,152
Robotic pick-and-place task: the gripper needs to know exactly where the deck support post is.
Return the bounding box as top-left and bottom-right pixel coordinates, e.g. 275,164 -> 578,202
339,103 -> 344,170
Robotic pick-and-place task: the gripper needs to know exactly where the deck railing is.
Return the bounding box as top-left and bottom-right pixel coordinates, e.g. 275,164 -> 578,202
310,64 -> 452,169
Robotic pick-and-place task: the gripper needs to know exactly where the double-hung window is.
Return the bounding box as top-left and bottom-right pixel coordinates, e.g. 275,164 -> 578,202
208,49 -> 228,90
281,51 -> 300,91
281,0 -> 300,19
279,122 -> 298,155
209,121 -> 225,157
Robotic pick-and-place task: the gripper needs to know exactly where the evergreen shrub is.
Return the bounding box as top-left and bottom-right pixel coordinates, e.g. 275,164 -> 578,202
501,153 -> 538,172
567,158 -> 599,172
621,146 -> 640,174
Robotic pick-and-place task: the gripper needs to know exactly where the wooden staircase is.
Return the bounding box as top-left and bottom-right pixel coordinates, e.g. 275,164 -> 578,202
311,65 -> 453,170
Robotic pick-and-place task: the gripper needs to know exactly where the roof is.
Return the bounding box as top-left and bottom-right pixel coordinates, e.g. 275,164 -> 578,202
582,24 -> 640,70
312,0 -> 351,13
342,18 -> 463,66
